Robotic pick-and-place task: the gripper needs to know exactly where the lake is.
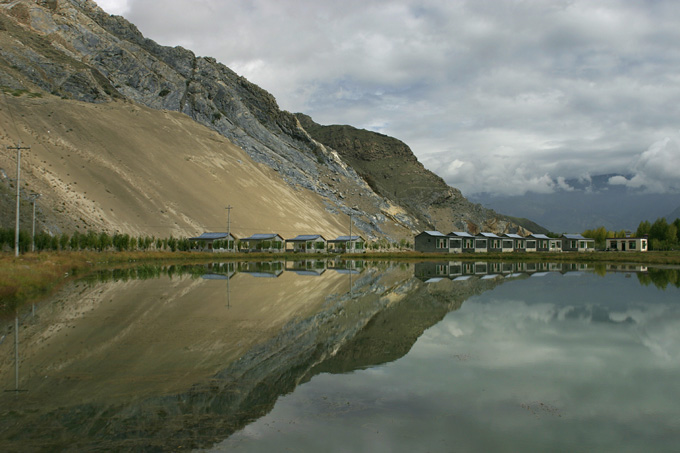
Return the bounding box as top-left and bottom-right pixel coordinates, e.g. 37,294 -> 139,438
1,260 -> 679,452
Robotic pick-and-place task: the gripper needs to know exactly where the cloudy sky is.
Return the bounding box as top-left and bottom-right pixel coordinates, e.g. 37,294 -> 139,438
95,0 -> 680,197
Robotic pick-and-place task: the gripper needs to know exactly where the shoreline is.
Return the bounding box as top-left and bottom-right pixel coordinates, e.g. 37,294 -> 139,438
2,250 -> 680,315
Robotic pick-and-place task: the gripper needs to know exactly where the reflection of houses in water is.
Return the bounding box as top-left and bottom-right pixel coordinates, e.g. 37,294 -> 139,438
327,259 -> 365,274
200,263 -> 237,308
605,263 -> 648,273
285,259 -> 327,276
414,261 -> 597,282
238,261 -> 285,278
200,262 -> 237,279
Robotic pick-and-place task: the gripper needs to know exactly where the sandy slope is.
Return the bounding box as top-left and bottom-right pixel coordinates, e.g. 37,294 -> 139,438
0,93 -> 353,239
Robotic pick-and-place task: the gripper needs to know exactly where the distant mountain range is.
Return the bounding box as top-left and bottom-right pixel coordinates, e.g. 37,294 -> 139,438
470,174 -> 680,233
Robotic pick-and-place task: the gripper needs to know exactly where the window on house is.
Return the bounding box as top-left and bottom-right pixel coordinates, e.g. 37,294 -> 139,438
475,240 -> 487,249
629,241 -> 636,249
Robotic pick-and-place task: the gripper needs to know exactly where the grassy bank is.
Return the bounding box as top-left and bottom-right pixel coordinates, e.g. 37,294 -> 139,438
0,251 -> 218,314
2,250 -> 680,314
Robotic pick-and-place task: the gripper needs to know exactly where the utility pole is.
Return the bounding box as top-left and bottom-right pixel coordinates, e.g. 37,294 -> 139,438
349,213 -> 353,253
7,142 -> 31,257
29,193 -> 41,252
226,205 -> 232,250
226,205 -> 232,236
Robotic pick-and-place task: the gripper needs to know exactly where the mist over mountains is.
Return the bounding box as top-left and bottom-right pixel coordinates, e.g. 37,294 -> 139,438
470,174 -> 680,233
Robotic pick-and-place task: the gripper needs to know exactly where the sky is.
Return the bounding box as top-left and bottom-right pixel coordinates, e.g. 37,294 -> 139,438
95,0 -> 680,197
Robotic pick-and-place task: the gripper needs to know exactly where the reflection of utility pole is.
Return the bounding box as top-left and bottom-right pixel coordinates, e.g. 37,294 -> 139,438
7,142 -> 30,257
14,315 -> 19,392
226,271 -> 231,309
349,266 -> 353,298
29,193 -> 41,252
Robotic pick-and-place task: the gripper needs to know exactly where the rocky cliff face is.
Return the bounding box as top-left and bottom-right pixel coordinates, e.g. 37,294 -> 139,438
296,113 -> 530,233
0,0 -> 527,239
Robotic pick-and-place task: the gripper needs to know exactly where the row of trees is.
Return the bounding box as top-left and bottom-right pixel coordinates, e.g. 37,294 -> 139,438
635,217 -> 680,250
582,217 -> 680,250
1,228 -> 414,254
0,229 -> 193,253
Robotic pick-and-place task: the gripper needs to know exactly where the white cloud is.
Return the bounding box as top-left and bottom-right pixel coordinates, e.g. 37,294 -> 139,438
95,0 -> 130,16
120,0 -> 680,196
608,134 -> 680,193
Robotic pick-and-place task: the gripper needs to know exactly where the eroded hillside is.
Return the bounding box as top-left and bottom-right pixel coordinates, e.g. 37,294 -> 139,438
0,0 -> 529,240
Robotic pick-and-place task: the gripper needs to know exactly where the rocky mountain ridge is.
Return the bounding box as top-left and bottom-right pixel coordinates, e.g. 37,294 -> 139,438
0,0 -> 528,239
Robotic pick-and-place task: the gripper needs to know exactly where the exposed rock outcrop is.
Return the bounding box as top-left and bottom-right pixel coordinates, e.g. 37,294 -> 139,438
0,0 -> 530,239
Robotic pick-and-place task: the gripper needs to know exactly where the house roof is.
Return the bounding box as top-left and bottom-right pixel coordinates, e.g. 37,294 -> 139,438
448,231 -> 474,238
529,234 -> 551,239
287,234 -> 326,242
241,233 -> 282,241
503,233 -> 524,239
330,235 -> 363,242
421,231 -> 448,237
563,234 -> 591,240
477,232 -> 501,238
189,232 -> 234,241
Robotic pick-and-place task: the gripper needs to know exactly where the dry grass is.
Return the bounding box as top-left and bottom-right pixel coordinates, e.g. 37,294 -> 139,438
0,251 -> 215,314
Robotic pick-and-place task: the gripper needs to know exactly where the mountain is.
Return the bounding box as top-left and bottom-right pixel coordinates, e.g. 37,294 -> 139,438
0,0 -> 526,241
666,206 -> 680,222
296,114 -> 535,233
470,175 -> 680,233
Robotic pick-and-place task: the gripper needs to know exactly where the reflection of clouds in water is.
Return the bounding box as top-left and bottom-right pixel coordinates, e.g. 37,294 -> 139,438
410,292 -> 680,422
421,286 -> 680,366
219,274 -> 680,452
637,309 -> 680,362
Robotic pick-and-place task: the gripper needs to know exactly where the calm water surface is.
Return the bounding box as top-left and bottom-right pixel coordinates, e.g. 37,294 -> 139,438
1,261 -> 679,452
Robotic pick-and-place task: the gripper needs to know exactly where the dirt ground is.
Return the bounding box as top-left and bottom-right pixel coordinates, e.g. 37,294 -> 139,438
0,94 -> 358,239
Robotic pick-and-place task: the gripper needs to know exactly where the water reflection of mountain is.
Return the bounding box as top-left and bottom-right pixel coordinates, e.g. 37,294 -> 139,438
0,260 -> 677,451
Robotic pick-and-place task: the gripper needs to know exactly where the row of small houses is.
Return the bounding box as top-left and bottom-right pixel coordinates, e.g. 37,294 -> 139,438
190,230 -> 649,254
189,233 -> 366,253
415,231 -> 649,253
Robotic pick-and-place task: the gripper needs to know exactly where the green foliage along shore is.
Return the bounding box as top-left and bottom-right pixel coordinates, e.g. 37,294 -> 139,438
0,228 -> 191,253
583,217 -> 680,250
